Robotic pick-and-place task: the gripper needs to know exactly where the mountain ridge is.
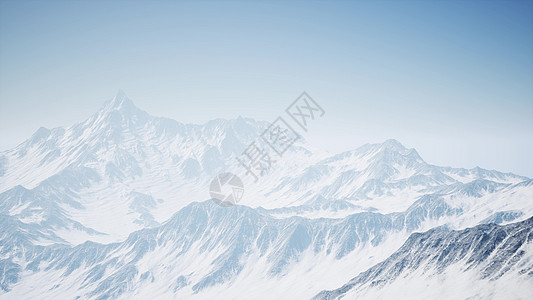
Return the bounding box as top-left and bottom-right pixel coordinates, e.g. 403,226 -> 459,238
314,216 -> 533,299
0,92 -> 530,246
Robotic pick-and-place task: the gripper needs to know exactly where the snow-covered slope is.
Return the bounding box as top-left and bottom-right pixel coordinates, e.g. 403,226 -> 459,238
315,217 -> 533,300
0,196 -> 474,299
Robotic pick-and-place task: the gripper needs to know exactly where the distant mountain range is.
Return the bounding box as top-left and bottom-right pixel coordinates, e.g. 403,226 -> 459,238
1,92 -> 531,299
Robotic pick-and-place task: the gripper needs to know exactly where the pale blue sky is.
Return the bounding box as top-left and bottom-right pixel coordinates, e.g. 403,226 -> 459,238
1,0 -> 532,176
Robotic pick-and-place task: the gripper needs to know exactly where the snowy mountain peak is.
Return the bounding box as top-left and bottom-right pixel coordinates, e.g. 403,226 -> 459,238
88,90 -> 150,132
380,138 -> 406,151
107,89 -> 133,110
350,139 -> 424,166
96,90 -> 143,119
28,126 -> 51,144
372,139 -> 419,157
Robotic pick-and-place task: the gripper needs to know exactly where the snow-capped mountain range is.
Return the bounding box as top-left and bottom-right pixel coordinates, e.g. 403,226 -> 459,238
0,91 -> 531,299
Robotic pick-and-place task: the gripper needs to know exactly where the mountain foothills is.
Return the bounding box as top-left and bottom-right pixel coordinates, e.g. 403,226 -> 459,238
0,92 -> 532,299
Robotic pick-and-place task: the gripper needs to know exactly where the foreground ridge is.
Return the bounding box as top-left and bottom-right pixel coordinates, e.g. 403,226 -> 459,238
315,216 -> 533,299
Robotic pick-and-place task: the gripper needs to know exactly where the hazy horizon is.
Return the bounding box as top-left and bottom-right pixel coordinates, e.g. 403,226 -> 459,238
1,0 -> 532,176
